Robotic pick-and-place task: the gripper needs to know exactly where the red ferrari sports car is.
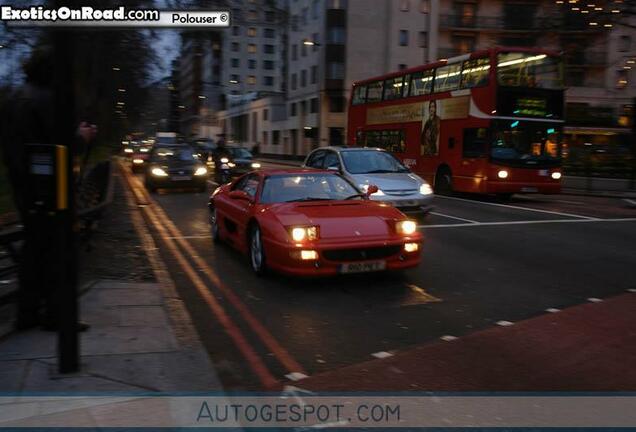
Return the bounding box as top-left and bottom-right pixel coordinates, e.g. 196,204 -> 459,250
208,169 -> 422,276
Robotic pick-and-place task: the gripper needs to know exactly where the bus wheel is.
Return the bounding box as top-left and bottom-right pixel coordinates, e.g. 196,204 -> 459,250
434,167 -> 453,195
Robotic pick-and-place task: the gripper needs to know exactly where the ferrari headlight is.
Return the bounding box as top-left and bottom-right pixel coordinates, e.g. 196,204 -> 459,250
151,167 -> 168,177
220,157 -> 230,163
194,167 -> 208,176
419,183 -> 433,195
396,220 -> 417,235
290,226 -> 319,242
251,162 -> 261,169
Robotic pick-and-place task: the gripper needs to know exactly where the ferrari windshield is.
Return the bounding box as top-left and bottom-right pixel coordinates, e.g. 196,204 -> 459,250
260,173 -> 361,203
341,150 -> 410,174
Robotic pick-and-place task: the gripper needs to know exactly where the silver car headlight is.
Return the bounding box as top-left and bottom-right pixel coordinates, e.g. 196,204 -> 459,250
419,183 -> 433,195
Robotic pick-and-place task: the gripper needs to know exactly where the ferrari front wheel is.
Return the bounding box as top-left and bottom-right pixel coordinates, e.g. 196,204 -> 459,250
209,207 -> 220,243
249,225 -> 267,276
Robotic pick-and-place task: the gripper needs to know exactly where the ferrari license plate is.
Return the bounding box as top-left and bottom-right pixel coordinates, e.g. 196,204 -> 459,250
339,260 -> 386,274
171,175 -> 191,181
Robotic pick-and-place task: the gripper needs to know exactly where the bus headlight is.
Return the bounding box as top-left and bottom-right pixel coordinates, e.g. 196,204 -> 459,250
419,183 -> 433,195
551,172 -> 562,180
194,167 -> 208,176
497,170 -> 509,179
251,162 -> 262,169
151,167 -> 169,177
396,220 -> 417,235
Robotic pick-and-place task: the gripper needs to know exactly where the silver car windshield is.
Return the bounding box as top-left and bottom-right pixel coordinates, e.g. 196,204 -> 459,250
341,150 -> 410,175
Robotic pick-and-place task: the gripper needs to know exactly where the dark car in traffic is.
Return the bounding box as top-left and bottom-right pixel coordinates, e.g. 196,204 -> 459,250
144,145 -> 208,193
212,146 -> 261,184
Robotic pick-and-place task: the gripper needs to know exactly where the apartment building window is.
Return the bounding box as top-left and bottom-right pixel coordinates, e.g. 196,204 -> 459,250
272,130 -> 280,145
620,35 -> 631,52
232,26 -> 240,36
327,27 -> 345,44
291,73 -> 298,90
310,98 -> 319,113
399,64 -> 408,70
247,27 -> 257,37
265,11 -> 275,22
400,0 -> 410,11
311,65 -> 318,84
231,42 -> 240,52
248,59 -> 257,69
454,1 -> 476,27
264,44 -> 275,54
264,60 -> 274,70
302,8 -> 308,25
399,30 -> 409,46
418,31 -> 427,48
301,69 -> 307,87
230,74 -> 240,82
264,76 -> 274,86
264,28 -> 275,38
263,109 -> 269,121
329,96 -> 345,113
290,102 -> 297,116
248,10 -> 258,20
301,42 -> 307,57
327,62 -> 345,79
262,131 -> 268,146
292,44 -> 298,60
248,44 -> 257,54
246,75 -> 257,85
419,0 -> 429,13
231,58 -> 240,68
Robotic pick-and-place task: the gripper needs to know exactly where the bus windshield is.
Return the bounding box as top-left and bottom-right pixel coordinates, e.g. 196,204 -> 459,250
497,53 -> 563,89
491,121 -> 562,163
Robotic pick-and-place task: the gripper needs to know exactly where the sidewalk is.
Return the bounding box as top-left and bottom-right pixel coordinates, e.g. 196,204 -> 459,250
0,172 -> 223,393
282,292 -> 636,392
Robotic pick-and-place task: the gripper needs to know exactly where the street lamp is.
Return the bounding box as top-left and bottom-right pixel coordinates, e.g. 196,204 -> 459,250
303,39 -> 321,47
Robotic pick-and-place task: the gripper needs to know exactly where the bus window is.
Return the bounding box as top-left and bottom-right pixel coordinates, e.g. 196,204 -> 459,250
462,128 -> 488,158
402,74 -> 411,96
461,58 -> 490,89
434,63 -> 461,92
367,81 -> 384,103
409,70 -> 434,96
365,130 -> 406,153
497,53 -> 563,89
383,76 -> 405,100
352,85 -> 367,105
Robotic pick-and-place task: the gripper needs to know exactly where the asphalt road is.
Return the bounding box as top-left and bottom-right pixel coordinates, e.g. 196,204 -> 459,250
126,161 -> 636,390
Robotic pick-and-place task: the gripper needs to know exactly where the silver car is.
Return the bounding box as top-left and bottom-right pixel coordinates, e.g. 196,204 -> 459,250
303,147 -> 433,214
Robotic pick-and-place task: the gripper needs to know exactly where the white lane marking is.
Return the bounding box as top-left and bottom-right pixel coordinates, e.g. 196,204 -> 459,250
440,335 -> 458,342
436,195 -> 599,220
516,196 -> 585,206
418,217 -> 636,229
371,351 -> 394,359
285,372 -> 309,381
588,297 -> 603,303
430,211 -> 479,224
496,320 -> 514,327
545,308 -> 560,313
163,235 -> 210,240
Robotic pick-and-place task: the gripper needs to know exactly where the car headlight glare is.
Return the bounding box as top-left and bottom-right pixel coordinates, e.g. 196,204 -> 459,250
124,148 -> 133,153
396,220 -> 417,235
290,226 -> 318,242
419,183 -> 433,195
497,170 -> 509,179
228,162 -> 236,168
132,159 -> 144,164
151,167 -> 169,177
220,157 -> 229,163
551,172 -> 562,180
251,162 -> 261,169
194,167 -> 208,176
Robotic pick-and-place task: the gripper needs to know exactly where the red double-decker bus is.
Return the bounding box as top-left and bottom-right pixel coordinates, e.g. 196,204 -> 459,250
347,47 -> 565,197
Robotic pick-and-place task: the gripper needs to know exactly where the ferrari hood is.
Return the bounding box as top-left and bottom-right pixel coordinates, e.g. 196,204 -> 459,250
272,201 -> 402,239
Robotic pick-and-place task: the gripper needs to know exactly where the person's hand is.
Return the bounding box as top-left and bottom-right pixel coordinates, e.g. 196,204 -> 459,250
78,122 -> 98,143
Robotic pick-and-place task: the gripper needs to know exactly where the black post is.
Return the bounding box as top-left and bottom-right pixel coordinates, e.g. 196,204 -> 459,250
631,97 -> 636,190
52,23 -> 79,373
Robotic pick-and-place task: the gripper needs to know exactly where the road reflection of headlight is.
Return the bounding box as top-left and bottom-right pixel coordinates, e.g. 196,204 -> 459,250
396,220 -> 417,235
194,167 -> 208,176
419,183 -> 433,195
251,162 -> 261,169
551,172 -> 562,180
497,170 -> 509,179
151,167 -> 168,177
